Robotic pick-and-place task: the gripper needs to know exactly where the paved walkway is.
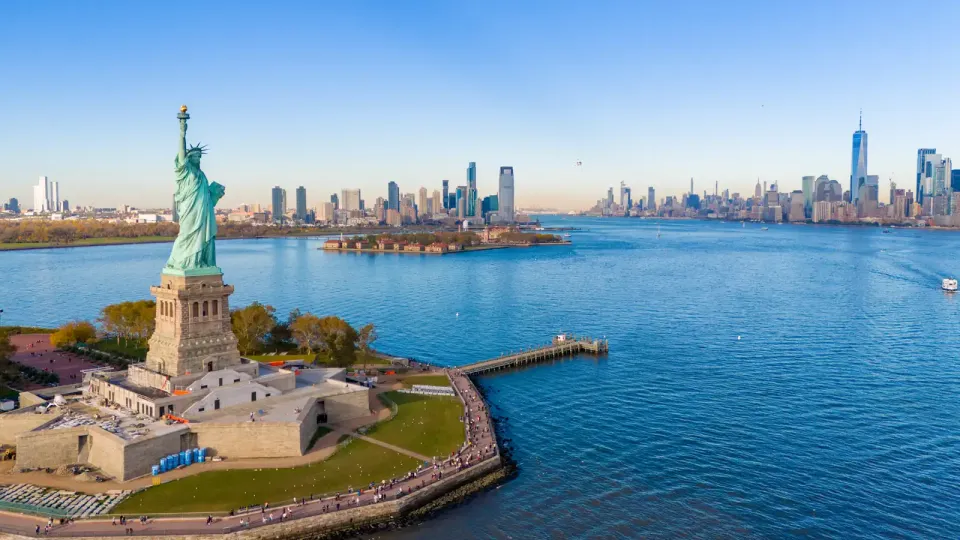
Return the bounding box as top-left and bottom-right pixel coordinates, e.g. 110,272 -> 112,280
0,370 -> 499,537
9,334 -> 104,390
342,431 -> 431,462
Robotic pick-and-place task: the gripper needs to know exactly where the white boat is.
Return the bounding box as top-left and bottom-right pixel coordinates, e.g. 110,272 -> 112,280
657,223 -> 661,239
761,227 -> 769,231
942,278 -> 958,292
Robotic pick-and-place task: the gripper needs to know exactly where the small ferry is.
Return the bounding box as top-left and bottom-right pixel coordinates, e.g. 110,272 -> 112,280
942,278 -> 958,292
761,227 -> 769,231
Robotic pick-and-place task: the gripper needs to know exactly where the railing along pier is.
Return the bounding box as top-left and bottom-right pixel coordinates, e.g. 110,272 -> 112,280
458,334 -> 608,375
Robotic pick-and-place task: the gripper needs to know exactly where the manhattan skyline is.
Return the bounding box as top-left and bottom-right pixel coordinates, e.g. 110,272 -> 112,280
1,1 -> 959,210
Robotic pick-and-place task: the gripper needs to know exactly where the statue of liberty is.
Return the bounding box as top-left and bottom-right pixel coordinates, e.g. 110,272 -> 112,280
164,105 -> 225,275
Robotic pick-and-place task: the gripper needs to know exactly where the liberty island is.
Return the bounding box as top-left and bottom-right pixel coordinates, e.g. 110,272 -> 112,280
0,107 -> 530,539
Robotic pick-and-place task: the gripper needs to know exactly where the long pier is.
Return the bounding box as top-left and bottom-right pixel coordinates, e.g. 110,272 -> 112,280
458,335 -> 608,375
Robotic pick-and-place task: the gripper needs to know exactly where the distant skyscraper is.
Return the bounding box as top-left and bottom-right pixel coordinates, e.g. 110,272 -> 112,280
481,195 -> 498,215
498,167 -> 515,222
442,180 -> 450,209
295,186 -> 307,220
431,189 -> 443,215
689,177 -> 694,195
455,186 -> 467,218
754,180 -> 762,199
647,187 -> 656,211
606,187 -> 614,208
802,176 -> 815,215
466,162 -> 477,216
60,200 -> 69,213
330,193 -> 339,210
851,112 -> 868,203
387,181 -> 400,211
920,152 -> 942,205
8,198 -> 19,214
418,187 -> 428,217
916,148 -> 937,204
33,176 -> 50,213
271,186 -> 286,223
341,189 -> 361,212
952,169 -> 960,193
51,181 -> 60,212
447,193 -> 456,210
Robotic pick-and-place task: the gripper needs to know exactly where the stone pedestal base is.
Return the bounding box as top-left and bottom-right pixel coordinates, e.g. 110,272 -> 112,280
144,271 -> 241,380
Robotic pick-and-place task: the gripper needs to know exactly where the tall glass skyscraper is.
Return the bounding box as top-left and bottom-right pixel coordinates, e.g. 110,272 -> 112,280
916,148 -> 937,204
387,181 -> 400,211
442,180 -> 449,209
271,186 -> 286,223
850,113 -> 868,203
466,162 -> 477,216
498,166 -> 515,222
295,186 -> 307,220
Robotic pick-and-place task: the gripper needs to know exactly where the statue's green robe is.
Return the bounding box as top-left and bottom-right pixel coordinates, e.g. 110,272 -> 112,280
165,153 -> 224,271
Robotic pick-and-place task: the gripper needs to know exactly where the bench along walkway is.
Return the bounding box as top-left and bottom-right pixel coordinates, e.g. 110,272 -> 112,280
457,335 -> 609,375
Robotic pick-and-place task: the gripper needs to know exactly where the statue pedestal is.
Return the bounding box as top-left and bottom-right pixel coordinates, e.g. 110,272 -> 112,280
144,271 -> 241,378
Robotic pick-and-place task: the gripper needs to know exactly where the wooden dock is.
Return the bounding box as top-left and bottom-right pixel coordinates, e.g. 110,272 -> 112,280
458,335 -> 608,375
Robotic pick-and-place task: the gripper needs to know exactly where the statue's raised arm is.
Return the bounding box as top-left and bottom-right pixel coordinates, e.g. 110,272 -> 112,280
177,105 -> 189,163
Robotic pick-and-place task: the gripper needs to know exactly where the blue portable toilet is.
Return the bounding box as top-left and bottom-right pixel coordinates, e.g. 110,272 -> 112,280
199,447 -> 207,462
172,453 -> 180,467
185,450 -> 193,466
151,465 -> 159,476
167,455 -> 174,469
159,459 -> 166,473
180,451 -> 187,465
194,448 -> 201,462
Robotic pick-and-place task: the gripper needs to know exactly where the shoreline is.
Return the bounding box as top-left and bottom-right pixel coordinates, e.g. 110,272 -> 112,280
321,241 -> 571,255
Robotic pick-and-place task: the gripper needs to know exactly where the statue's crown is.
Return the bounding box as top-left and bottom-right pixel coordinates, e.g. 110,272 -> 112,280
186,143 -> 208,156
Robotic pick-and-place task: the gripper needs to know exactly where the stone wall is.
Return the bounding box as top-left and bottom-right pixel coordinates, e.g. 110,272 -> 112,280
0,408 -> 62,445
324,388 -> 370,423
84,427 -> 129,480
118,428 -> 186,480
18,391 -> 49,408
192,421 -> 302,459
16,427 -> 84,470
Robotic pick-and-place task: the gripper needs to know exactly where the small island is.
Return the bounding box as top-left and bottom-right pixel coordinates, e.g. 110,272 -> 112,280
321,227 -> 570,255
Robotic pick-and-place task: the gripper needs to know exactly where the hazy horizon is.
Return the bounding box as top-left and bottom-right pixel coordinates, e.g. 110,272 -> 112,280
2,1 -> 958,211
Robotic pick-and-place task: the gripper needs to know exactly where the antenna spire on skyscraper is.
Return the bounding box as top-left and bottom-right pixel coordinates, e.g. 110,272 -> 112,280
859,109 -> 862,131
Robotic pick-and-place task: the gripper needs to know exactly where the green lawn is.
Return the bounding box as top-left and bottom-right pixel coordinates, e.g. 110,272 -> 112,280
0,384 -> 18,400
0,326 -> 55,335
0,236 -> 174,251
88,338 -> 148,360
402,374 -> 451,388
112,439 -> 419,514
245,350 -> 390,367
365,391 -> 464,459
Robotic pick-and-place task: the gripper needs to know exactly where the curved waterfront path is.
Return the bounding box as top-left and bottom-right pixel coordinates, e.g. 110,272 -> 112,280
0,369 -> 499,538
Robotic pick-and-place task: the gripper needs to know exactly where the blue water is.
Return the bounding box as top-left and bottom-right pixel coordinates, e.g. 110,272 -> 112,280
2,218 -> 960,538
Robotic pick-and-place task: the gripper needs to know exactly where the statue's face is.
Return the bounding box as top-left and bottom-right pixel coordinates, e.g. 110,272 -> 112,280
187,152 -> 201,166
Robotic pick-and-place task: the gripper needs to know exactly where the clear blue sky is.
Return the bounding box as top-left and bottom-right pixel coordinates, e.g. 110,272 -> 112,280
1,0 -> 958,210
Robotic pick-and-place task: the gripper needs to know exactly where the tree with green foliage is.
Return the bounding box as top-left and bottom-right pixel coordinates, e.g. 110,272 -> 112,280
317,316 -> 359,367
358,323 -> 378,370
50,321 -> 97,348
98,300 -> 155,345
230,302 -> 276,354
290,313 -> 323,354
0,331 -> 17,382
